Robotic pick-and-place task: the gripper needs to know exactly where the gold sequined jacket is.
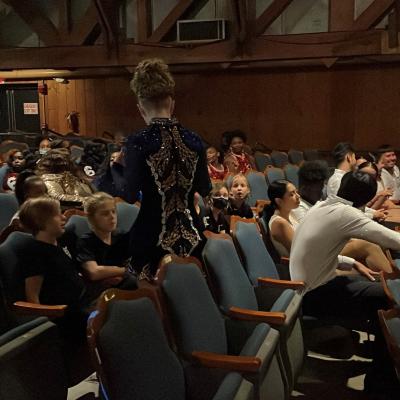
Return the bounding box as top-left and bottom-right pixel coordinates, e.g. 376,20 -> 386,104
41,172 -> 94,205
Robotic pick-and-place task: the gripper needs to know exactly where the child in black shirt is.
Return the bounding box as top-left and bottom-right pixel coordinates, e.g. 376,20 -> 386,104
202,182 -> 230,234
226,174 -> 254,218
18,197 -> 86,310
76,192 -> 137,290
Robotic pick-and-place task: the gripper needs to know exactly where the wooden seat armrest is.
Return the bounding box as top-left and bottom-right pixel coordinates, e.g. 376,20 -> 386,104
258,277 -> 305,290
13,301 -> 67,318
229,306 -> 286,325
280,257 -> 290,265
191,351 -> 261,373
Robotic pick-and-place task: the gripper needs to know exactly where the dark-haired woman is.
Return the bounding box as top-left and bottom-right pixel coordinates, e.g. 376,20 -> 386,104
117,58 -> 211,277
262,180 -> 300,257
223,130 -> 256,174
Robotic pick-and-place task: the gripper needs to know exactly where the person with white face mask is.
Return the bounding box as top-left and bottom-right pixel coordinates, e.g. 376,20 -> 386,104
38,138 -> 51,156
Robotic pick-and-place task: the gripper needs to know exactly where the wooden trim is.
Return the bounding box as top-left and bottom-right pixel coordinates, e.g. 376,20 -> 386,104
329,0 -> 355,32
229,306 -> 286,325
2,0 -> 61,45
230,215 -> 258,235
258,277 -> 305,290
156,254 -> 204,283
256,0 -> 294,35
203,230 -> 233,241
352,0 -> 395,31
381,269 -> 400,306
13,301 -> 67,318
191,351 -> 261,373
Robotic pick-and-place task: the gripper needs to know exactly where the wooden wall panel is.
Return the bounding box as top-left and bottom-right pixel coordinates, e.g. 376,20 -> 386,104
41,64 -> 400,151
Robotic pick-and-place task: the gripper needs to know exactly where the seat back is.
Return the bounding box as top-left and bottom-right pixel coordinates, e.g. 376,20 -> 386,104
378,308 -> 400,381
265,167 -> 285,185
254,152 -> 272,172
116,202 -> 140,232
159,261 -> 228,355
202,234 -> 258,313
91,290 -> 186,400
381,270 -> 400,307
0,317 -> 68,400
288,150 -> 303,166
270,151 -> 288,168
246,171 -> 269,206
0,232 -> 34,305
284,164 -> 299,188
233,220 -> 280,285
64,214 -> 91,238
0,193 -> 18,232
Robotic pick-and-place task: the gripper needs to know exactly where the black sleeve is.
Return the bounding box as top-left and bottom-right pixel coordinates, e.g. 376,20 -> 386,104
76,237 -> 97,263
193,142 -> 212,198
21,254 -> 46,279
244,204 -> 254,219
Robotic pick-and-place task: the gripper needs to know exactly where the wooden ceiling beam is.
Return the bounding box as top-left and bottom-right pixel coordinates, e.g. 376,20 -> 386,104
329,0 -> 355,31
2,0 -> 61,45
352,0 -> 395,31
256,0 -> 293,36
0,30 -> 384,70
58,0 -> 71,38
136,0 -> 152,42
63,2 -> 100,45
147,0 -> 208,43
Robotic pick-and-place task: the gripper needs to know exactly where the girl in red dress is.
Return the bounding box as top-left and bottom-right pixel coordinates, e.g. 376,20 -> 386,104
206,146 -> 227,180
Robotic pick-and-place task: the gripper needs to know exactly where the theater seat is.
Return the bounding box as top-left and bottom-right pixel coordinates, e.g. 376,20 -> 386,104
0,317 -> 68,400
381,269 -> 400,307
270,151 -> 288,169
64,214 -> 91,238
378,308 -> 400,382
88,288 -> 254,400
116,202 -> 139,232
203,231 -> 304,393
284,164 -> 299,188
265,167 -> 285,185
246,171 -> 269,206
254,152 -> 272,172
158,258 -> 287,400
288,150 -> 303,166
0,193 -> 18,232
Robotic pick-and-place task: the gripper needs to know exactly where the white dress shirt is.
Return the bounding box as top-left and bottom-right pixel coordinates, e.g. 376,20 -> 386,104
380,166 -> 400,200
290,196 -> 400,293
326,169 -> 346,198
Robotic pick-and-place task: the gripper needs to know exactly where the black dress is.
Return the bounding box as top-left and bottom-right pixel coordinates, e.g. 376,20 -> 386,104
118,118 -> 211,273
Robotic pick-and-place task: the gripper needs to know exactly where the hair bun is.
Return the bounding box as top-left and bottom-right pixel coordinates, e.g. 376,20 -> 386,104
131,58 -> 175,101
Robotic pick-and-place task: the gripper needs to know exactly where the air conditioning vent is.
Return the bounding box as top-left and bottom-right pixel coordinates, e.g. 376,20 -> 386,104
177,19 -> 227,43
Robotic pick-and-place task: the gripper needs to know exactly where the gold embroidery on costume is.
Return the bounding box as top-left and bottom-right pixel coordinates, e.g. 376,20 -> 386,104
146,124 -> 200,256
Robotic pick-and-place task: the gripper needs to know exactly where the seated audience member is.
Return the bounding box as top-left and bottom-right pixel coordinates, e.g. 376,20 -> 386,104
18,197 -> 87,310
93,147 -> 124,194
291,160 -> 329,223
327,142 -> 385,220
206,146 -> 228,180
202,182 -> 230,233
358,161 -> 394,209
292,162 -> 393,273
327,142 -> 357,197
76,193 -> 137,290
38,137 -> 51,156
226,174 -> 253,218
36,149 -> 95,207
290,171 -> 400,394
262,180 -> 300,258
376,144 -> 400,202
223,130 -> 256,174
0,150 -> 28,192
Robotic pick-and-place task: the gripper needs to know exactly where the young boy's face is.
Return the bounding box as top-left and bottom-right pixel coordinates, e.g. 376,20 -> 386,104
44,207 -> 66,238
230,177 -> 250,200
91,200 -> 117,233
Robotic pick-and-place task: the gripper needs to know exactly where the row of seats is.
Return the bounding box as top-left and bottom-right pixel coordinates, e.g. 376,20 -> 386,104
88,220 -> 306,399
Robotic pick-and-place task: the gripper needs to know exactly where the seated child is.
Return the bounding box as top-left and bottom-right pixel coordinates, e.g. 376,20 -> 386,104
18,197 -> 86,310
226,174 -> 253,218
76,192 -> 137,290
202,182 -> 230,233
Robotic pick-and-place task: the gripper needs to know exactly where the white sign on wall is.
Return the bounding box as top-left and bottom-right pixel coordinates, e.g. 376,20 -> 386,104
23,103 -> 38,115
